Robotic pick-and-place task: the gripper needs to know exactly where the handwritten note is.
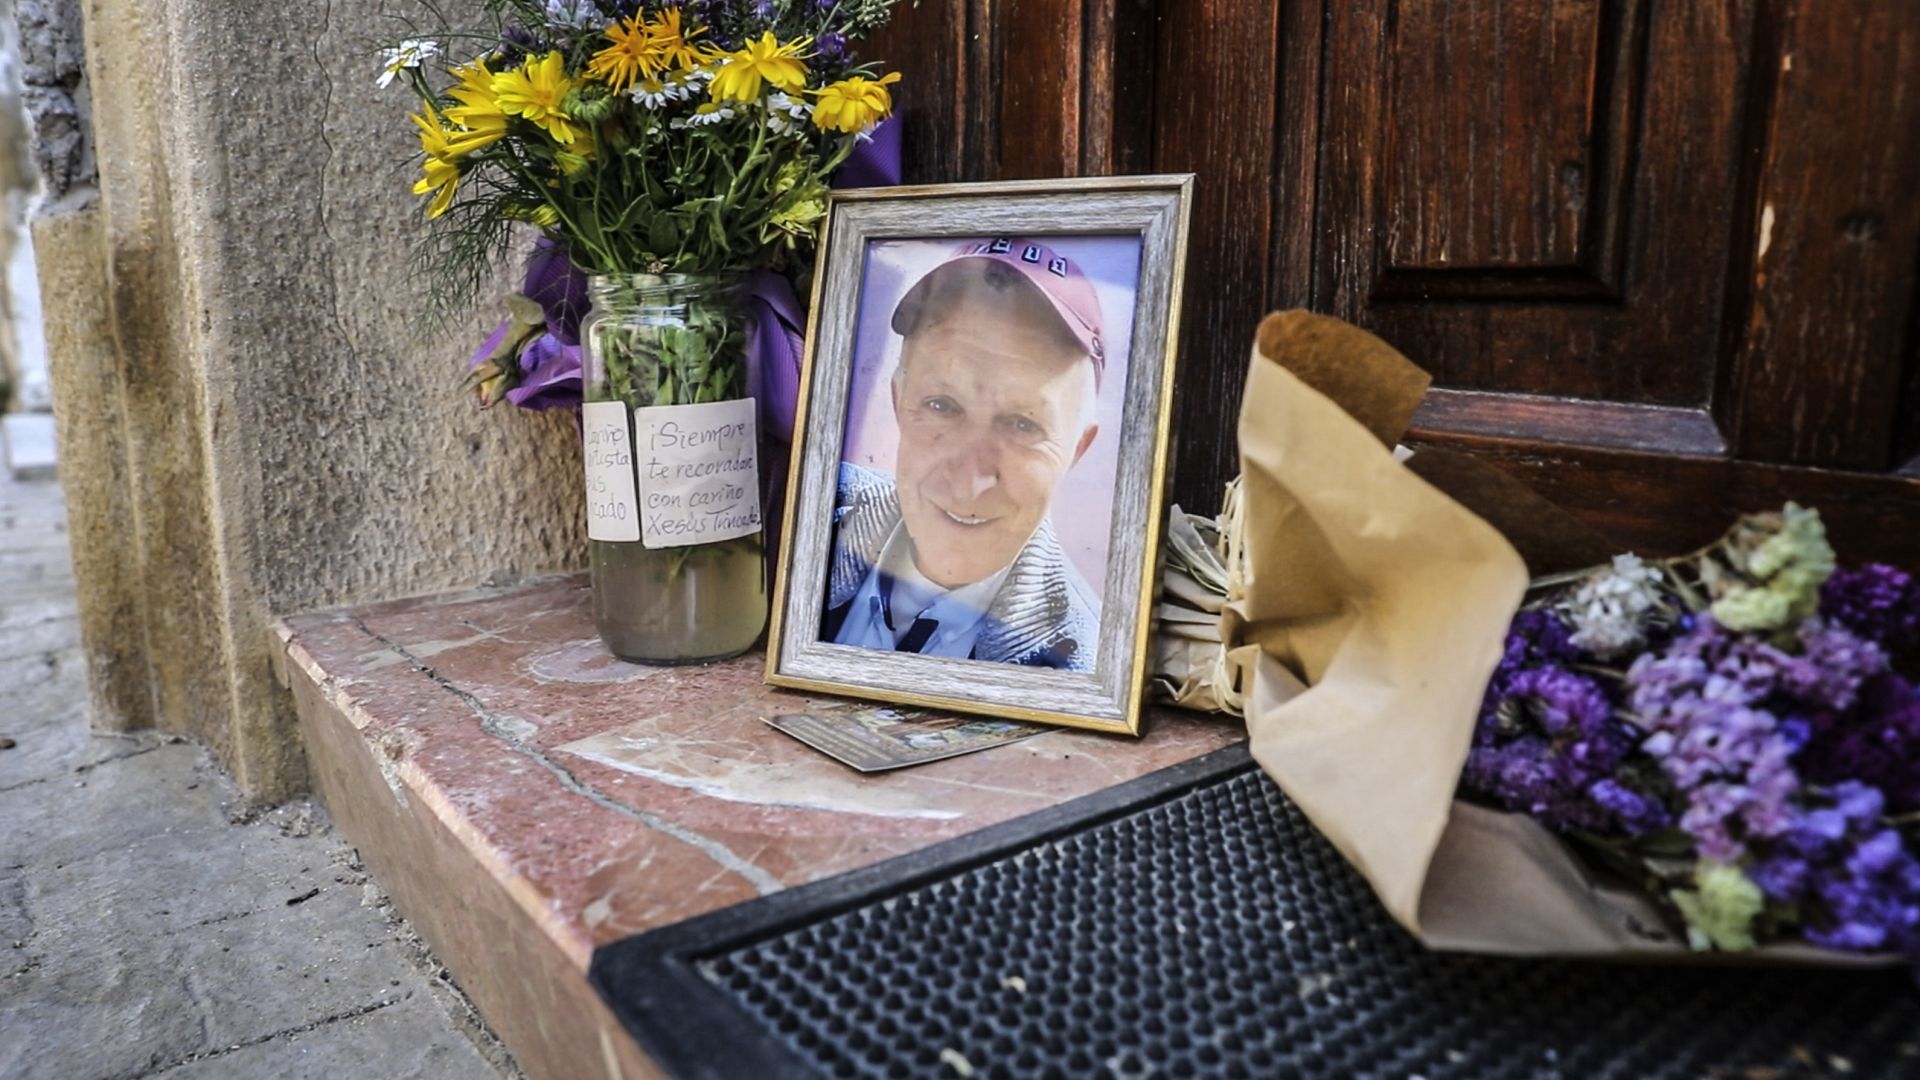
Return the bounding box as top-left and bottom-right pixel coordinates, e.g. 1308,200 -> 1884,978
582,401 -> 641,542
634,398 -> 761,549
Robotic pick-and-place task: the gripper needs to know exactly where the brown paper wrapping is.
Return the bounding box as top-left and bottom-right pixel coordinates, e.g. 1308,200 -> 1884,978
1226,312 -> 1891,962
1225,311 -> 1529,935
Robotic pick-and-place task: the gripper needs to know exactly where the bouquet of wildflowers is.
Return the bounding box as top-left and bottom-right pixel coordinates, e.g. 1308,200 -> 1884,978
378,0 -> 903,408
1463,503 -> 1920,958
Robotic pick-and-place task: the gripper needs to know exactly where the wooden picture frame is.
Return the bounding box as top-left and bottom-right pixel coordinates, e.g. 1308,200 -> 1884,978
765,176 -> 1194,735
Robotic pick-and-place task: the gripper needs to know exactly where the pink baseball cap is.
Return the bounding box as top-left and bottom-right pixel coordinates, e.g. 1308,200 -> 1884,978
891,237 -> 1107,384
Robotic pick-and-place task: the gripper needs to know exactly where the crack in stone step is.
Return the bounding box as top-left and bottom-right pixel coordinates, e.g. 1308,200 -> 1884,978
353,618 -> 784,896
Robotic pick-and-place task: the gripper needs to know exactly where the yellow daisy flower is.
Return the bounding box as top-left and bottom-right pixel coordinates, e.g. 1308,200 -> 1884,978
413,156 -> 460,218
587,15 -> 664,93
443,58 -> 508,153
647,8 -> 705,72
708,32 -> 811,103
449,57 -> 494,97
491,51 -> 582,145
809,71 -> 901,135
408,106 -> 462,218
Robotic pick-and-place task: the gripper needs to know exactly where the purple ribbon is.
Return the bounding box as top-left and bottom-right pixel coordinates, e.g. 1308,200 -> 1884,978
523,237 -> 592,346
463,237 -> 588,411
832,120 -> 903,192
506,334 -> 584,410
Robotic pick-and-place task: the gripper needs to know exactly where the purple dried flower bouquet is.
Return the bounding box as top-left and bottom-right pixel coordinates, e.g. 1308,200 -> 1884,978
1462,503 -> 1920,959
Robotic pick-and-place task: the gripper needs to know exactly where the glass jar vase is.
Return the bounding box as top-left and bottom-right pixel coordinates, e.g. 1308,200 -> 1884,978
580,273 -> 768,664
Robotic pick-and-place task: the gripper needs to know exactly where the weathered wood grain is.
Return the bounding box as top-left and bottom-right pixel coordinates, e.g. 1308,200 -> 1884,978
1412,431 -> 1920,572
1716,0 -> 1920,469
1410,390 -> 1726,458
1150,0 -> 1285,511
997,0 -> 1082,177
861,0 -> 973,183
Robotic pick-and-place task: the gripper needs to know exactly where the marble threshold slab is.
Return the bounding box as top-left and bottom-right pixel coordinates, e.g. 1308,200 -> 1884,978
272,574 -> 1241,1080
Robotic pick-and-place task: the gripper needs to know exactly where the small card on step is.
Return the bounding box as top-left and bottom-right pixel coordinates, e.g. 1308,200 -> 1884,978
765,707 -> 1046,772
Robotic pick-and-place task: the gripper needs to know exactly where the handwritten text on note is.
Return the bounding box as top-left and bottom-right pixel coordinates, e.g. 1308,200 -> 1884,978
582,401 -> 641,542
634,398 -> 761,549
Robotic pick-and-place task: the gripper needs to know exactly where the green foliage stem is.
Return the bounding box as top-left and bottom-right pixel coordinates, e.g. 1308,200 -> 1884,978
585,275 -> 748,410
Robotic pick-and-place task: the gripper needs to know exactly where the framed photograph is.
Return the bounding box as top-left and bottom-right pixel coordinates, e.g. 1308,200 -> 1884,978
765,176 -> 1194,735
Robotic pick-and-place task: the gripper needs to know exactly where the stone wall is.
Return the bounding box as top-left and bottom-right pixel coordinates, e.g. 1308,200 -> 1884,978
0,0 -> 43,410
25,0 -> 587,799
15,0 -> 84,200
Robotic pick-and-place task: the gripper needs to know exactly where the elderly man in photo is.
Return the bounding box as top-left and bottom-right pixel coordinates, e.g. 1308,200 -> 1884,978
821,238 -> 1108,671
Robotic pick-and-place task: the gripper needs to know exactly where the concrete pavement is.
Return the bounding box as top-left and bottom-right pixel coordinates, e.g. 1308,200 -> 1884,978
0,471 -> 520,1080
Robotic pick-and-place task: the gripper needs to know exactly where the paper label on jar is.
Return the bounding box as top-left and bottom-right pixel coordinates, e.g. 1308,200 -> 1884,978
632,398 -> 761,549
582,401 -> 642,542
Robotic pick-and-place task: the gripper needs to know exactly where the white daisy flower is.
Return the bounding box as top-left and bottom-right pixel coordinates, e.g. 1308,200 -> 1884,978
629,75 -> 694,110
375,39 -> 440,89
767,92 -> 811,119
764,91 -> 814,135
671,102 -> 736,129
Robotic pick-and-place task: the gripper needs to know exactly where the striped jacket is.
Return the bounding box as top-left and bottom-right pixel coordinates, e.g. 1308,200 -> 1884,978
823,463 -> 1102,672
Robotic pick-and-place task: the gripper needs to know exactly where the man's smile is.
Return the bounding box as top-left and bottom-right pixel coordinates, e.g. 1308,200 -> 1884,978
939,507 -> 996,527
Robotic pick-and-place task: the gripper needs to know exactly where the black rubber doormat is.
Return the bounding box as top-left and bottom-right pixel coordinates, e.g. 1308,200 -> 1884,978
589,742 -> 1920,1079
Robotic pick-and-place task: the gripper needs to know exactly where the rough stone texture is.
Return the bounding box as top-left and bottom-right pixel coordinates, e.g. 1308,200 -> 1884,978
13,0 -> 86,199
30,198 -> 149,729
275,574 -> 1245,1078
27,0 -> 586,797
0,471 -> 521,1080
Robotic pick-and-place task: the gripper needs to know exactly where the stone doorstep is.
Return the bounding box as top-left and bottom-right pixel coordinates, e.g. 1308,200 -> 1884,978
273,574 -> 1242,1080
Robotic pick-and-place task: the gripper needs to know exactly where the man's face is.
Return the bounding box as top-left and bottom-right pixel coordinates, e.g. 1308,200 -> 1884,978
891,295 -> 1098,588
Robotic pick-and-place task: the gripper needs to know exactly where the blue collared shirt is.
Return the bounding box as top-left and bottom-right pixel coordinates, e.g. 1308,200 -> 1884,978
831,524 -> 1011,657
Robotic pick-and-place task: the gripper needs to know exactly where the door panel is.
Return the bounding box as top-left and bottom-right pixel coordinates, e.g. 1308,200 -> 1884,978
1381,0 -> 1627,294
862,0 -> 1920,566
1321,0 -> 1746,417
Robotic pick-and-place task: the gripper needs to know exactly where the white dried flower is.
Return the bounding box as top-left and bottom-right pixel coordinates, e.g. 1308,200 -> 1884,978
375,39 -> 440,89
1559,553 -> 1665,658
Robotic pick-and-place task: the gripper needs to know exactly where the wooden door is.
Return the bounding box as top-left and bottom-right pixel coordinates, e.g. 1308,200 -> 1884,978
866,0 -> 1920,567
